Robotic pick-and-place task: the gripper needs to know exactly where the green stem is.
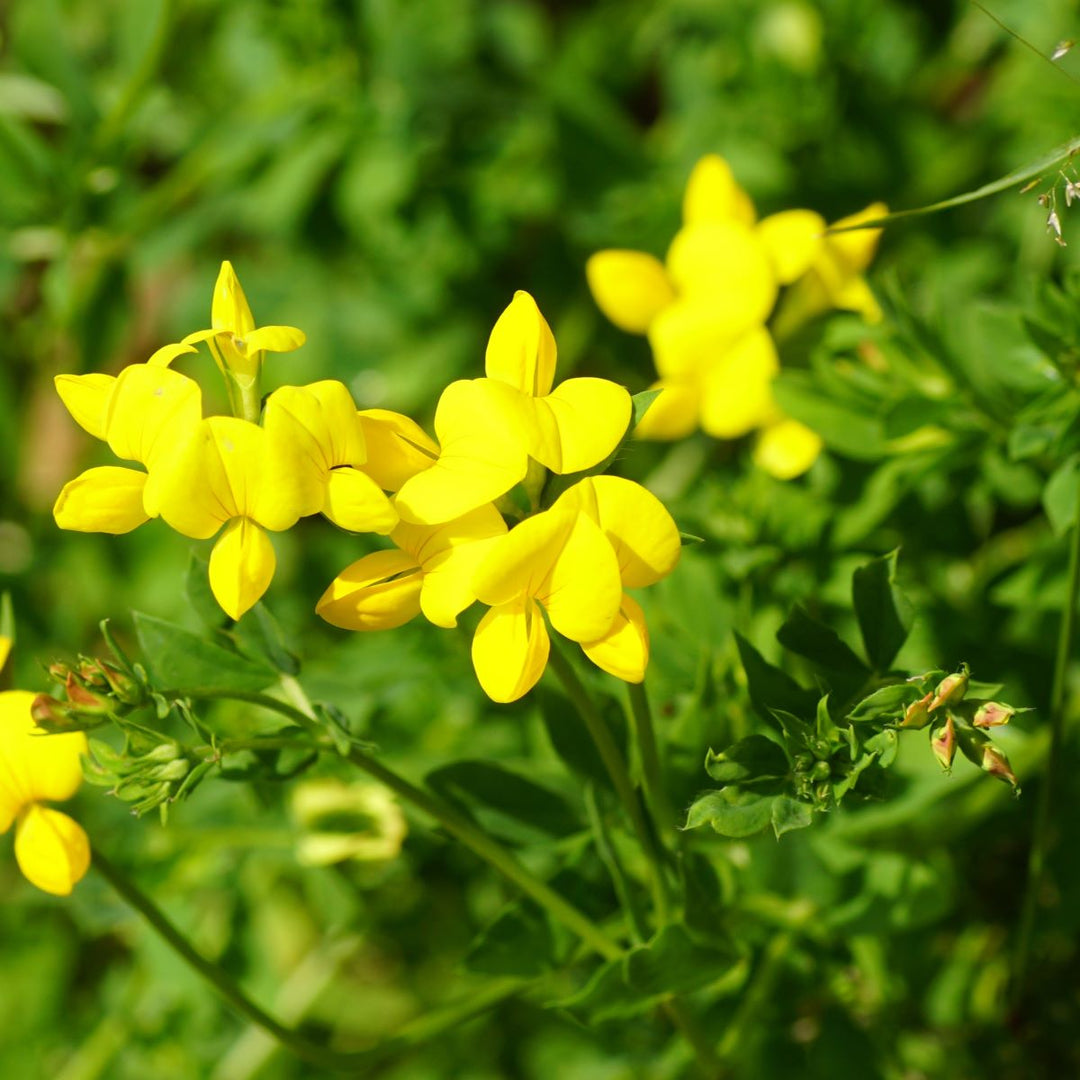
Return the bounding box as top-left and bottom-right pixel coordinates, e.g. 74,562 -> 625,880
627,681 -> 677,836
664,998 -> 727,1079
1014,477 -> 1080,994
584,783 -> 649,944
717,933 -> 793,1061
546,647 -> 671,925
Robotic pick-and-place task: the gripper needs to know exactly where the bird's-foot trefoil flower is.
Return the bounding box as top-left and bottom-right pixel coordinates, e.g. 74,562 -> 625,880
0,690 -> 90,896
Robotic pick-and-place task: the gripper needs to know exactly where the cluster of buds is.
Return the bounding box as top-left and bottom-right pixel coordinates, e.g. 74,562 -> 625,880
83,735 -> 207,820
1021,163 -> 1080,248
901,666 -> 1021,791
31,653 -> 149,734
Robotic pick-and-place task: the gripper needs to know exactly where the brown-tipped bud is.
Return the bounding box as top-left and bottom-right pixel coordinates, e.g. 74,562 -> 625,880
64,672 -> 111,716
982,744 -> 1019,789
929,668 -> 969,713
30,694 -> 82,733
973,702 -> 1015,729
47,660 -> 73,683
901,692 -> 933,729
931,715 -> 956,771
76,659 -> 111,690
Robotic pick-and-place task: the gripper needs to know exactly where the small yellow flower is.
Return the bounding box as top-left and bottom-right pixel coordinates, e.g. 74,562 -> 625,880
0,690 -> 90,896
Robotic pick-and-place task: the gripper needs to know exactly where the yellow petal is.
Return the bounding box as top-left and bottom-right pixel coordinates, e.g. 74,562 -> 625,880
484,291 -> 557,398
323,468 -> 398,533
756,209 -> 825,285
753,418 -> 823,480
682,154 -> 756,226
208,518 -> 276,620
54,373 -> 116,440
14,805 -> 90,896
586,250 -> 676,334
241,325 -> 307,354
147,342 -> 198,367
396,505 -> 508,629
827,272 -> 883,323
471,599 -> 550,703
356,409 -> 439,492
211,260 -> 255,335
103,364 -> 202,468
665,222 -> 777,330
581,593 -> 650,683
394,380 -> 529,525
0,636 -> 10,673
264,381 -> 367,484
540,511 -> 622,642
699,327 -> 779,438
53,467 -> 150,534
0,691 -> 87,833
827,202 -> 887,274
529,378 -> 632,474
649,297 -> 755,381
633,381 -> 701,441
553,476 -> 680,588
316,550 -> 423,631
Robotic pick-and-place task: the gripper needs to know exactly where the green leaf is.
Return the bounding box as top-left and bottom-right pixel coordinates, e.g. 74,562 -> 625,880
133,612 -> 277,693
734,632 -> 817,728
631,388 -> 661,426
536,687 -> 624,793
679,531 -> 705,546
554,924 -> 738,1021
679,853 -> 726,941
771,796 -> 813,838
852,551 -> 910,672
465,902 -> 554,977
246,603 -> 301,676
847,683 -> 921,723
427,760 -> 581,837
685,791 -> 776,838
185,551 -> 224,628
704,735 -> 789,787
864,729 -> 899,769
772,372 -> 886,459
1043,454 -> 1080,536
777,606 -> 870,684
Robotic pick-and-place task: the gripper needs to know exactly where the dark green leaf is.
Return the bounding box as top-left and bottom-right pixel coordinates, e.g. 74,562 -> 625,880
536,687 -> 623,793
864,729 -> 899,769
734,632 -> 816,728
1043,454 -> 1080,536
685,791 -> 775,838
704,735 -> 788,787
133,612 -> 277,694
847,683 -> 921,723
465,902 -> 554,977
852,551 -> 910,672
427,760 -> 581,837
771,796 -> 813,838
777,606 -> 870,686
185,551 -> 223,629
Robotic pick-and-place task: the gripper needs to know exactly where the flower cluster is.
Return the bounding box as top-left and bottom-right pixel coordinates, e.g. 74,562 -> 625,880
53,270 -> 680,703
318,292 -> 681,702
586,154 -> 885,479
54,263 -> 396,620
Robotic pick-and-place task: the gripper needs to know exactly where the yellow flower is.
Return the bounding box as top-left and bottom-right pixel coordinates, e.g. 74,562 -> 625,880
0,690 -> 90,896
587,154 -> 883,479
182,261 -> 306,385
317,503 -> 508,631
395,292 -> 632,524
471,505 -> 624,703
53,361 -> 203,534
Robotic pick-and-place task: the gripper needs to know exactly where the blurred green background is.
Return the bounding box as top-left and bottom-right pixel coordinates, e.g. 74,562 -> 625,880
3,0 -> 1080,1077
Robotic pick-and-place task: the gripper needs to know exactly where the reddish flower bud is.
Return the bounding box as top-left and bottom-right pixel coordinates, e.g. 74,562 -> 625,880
901,692 -> 933,729
973,702 -> 1015,729
931,715 -> 956,771
929,668 -> 969,713
29,694 -> 82,733
64,672 -> 111,715
982,744 -> 1019,790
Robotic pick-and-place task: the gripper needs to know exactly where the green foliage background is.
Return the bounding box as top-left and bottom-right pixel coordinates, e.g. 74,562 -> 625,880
2,0 -> 1079,1077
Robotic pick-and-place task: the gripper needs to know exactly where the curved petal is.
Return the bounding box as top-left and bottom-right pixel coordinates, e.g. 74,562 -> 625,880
471,599 -> 550,704
553,476 -> 680,588
14,805 -> 90,895
394,380 -> 529,525
665,222 -> 777,329
827,202 -> 887,273
699,327 -> 779,439
540,511 -> 622,643
104,364 -> 203,468
586,250 -> 675,334
208,517 -> 276,620
0,691 -> 87,832
757,209 -> 825,284
356,410 -> 439,492
484,291 -> 557,397
316,550 -> 423,631
265,380 -> 367,479
530,378 -> 632,474
212,261 -> 255,335
581,593 -> 650,683
323,468 -> 398,534
147,342 -> 198,368
753,418 -> 823,480
827,272 -> 883,323
633,381 -> 701,441
0,636 -> 9,673
648,297 -> 753,381
241,325 -> 307,354
53,466 -> 150,534
682,154 -> 756,227
54,373 -> 115,440
473,507 -> 572,608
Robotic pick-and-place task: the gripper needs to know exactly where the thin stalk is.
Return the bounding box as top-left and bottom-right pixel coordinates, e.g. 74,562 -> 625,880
627,681 -> 676,836
546,646 -> 671,925
584,783 -> 649,944
1013,478 -> 1080,994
